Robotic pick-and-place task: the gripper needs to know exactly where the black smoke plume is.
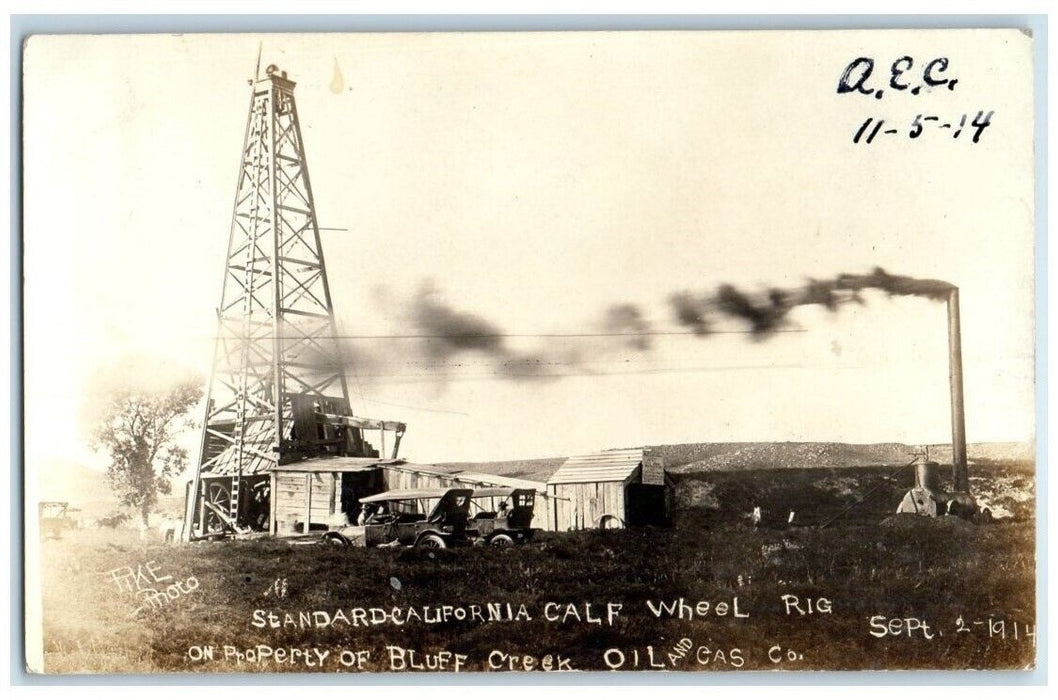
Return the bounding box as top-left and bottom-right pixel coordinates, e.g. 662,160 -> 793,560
411,285 -> 507,361
672,267 -> 955,337
325,268 -> 954,390
669,291 -> 712,336
405,284 -> 575,382
604,303 -> 653,351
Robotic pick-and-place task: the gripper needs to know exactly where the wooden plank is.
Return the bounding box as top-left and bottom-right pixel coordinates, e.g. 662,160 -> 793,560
269,471 -> 277,535
292,394 -> 319,448
319,411 -> 406,432
596,482 -> 605,525
280,482 -> 333,495
330,474 -> 338,515
577,486 -> 585,530
556,492 -> 565,531
549,486 -> 556,531
574,487 -> 581,530
566,487 -> 575,531
592,482 -> 600,526
304,473 -> 312,534
611,482 -> 620,521
585,484 -> 593,524
276,507 -> 313,518
553,486 -> 564,531
534,497 -> 547,531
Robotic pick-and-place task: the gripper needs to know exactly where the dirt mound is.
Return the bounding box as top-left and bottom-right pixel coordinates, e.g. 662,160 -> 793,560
660,442 -> 916,473
655,441 -> 1034,474
677,480 -> 720,509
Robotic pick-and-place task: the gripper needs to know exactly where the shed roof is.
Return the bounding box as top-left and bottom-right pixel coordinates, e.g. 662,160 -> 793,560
361,488 -> 467,503
382,461 -> 461,477
547,448 -> 644,485
450,471 -> 548,495
271,456 -> 401,473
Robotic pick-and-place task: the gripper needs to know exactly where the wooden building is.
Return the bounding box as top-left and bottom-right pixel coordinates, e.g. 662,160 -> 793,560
268,448 -> 672,535
269,457 -> 391,534
546,448 -> 675,531
268,458 -> 552,533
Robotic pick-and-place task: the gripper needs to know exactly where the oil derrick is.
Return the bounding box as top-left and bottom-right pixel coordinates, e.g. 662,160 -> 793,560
182,65 -> 400,540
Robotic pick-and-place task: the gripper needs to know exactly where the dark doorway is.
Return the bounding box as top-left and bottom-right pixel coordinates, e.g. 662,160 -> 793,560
340,470 -> 385,524
625,483 -> 672,527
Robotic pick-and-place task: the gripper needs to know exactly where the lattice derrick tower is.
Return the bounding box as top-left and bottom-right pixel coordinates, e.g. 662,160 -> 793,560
183,65 -> 366,538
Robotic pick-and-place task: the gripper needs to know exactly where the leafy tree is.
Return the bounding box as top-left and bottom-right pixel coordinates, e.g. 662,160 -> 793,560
89,360 -> 203,527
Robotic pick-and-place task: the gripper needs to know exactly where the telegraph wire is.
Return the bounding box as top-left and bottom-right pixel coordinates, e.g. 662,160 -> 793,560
354,396 -> 470,417
211,328 -> 810,341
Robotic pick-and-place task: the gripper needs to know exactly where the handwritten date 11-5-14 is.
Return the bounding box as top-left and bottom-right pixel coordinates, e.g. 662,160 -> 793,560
837,56 -> 992,145
853,111 -> 994,145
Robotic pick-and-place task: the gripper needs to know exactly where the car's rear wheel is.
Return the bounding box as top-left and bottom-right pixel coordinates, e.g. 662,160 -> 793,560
490,533 -> 515,546
323,533 -> 349,546
417,534 -> 447,549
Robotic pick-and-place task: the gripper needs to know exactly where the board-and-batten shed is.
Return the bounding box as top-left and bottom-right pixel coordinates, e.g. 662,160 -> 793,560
269,458 -> 553,533
270,457 -> 391,534
546,448 -> 675,531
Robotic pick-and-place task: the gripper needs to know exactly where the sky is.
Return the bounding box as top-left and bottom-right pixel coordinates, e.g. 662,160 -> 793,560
23,30 -> 1035,486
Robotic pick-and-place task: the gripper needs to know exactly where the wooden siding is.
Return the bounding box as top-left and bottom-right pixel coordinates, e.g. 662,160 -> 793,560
270,463 -> 556,532
274,471 -> 345,533
549,480 -> 628,531
383,468 -> 452,492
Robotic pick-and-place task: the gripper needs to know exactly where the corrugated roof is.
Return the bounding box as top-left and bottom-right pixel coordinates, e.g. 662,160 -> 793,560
547,448 -> 644,485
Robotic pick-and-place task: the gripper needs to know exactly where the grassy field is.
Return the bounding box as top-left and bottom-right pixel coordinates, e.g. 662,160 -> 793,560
36,462 -> 1036,674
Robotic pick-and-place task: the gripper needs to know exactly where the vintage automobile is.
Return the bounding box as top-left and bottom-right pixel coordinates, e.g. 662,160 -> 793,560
468,487 -> 538,545
322,488 -> 473,549
39,501 -> 71,540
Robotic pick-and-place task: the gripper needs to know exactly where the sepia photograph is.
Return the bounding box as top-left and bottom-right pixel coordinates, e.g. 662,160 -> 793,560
21,27 -> 1037,675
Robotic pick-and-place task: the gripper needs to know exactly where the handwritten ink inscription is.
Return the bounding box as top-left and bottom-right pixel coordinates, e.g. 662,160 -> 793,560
838,56 -> 958,99
837,56 -> 994,145
852,111 -> 994,144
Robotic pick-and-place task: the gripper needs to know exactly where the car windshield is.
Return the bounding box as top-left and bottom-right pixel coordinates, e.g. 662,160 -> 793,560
370,497 -> 437,516
389,500 -> 426,516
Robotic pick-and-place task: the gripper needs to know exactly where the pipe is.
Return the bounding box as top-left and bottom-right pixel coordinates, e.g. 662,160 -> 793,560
947,288 -> 969,493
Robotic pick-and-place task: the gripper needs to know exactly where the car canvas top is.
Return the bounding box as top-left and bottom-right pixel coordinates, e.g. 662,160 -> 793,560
360,489 -> 452,503
470,487 -> 516,499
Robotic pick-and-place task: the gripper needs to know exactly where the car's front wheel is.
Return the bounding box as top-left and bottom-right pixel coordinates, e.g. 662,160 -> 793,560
416,534 -> 447,549
489,533 -> 515,546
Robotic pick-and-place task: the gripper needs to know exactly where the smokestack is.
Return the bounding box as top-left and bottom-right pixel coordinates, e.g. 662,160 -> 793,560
947,288 -> 969,493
